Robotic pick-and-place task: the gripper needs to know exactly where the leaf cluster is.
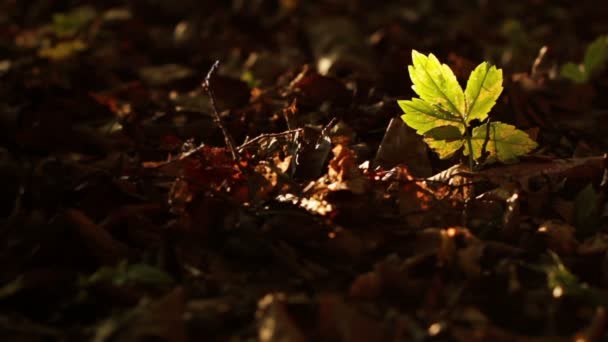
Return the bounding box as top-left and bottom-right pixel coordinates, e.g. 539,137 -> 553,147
398,50 -> 537,167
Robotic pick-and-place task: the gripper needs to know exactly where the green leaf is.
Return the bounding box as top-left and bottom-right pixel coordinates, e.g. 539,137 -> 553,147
398,98 -> 464,135
583,35 -> 608,77
424,138 -> 464,159
465,122 -> 537,163
561,35 -> 608,83
546,251 -> 585,297
423,125 -> 463,141
38,39 -> 87,60
82,261 -> 174,288
464,62 -> 503,123
545,251 -> 607,306
121,263 -> 174,287
560,63 -> 587,83
399,50 -> 536,167
52,6 -> 97,37
408,50 -> 465,117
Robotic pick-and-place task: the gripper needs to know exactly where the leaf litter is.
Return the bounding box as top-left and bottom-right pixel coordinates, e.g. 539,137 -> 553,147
2,1 -> 608,341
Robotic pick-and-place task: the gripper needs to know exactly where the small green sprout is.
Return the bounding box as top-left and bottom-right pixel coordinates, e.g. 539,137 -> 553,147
561,35 -> 608,83
545,251 -> 606,306
398,50 -> 537,170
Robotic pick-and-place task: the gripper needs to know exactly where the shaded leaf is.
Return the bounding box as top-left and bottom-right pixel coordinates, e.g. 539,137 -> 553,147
583,35 -> 608,77
574,183 -> 600,232
83,261 -> 173,288
38,40 -> 87,60
139,64 -> 195,86
561,35 -> 608,83
424,137 -> 464,159
423,125 -> 463,141
546,251 -> 583,296
544,252 -> 606,306
464,62 -> 503,123
560,63 -> 587,83
52,6 -> 97,37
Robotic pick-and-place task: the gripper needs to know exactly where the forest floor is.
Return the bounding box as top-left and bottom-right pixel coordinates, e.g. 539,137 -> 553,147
2,1 -> 608,341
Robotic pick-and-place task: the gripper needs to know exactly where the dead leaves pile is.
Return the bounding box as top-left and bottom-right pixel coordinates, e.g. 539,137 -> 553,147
4,1 -> 608,341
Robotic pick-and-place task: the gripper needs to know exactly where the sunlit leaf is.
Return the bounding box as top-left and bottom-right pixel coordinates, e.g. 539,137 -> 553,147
408,50 -> 465,117
398,98 -> 464,135
400,51 -> 536,166
464,62 -> 503,123
466,122 -> 537,163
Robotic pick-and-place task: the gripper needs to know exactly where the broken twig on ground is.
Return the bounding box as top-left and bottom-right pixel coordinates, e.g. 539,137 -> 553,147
202,60 -> 240,162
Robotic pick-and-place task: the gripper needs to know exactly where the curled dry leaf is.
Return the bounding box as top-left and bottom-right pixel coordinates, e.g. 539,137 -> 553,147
374,118 -> 432,177
328,144 -> 368,194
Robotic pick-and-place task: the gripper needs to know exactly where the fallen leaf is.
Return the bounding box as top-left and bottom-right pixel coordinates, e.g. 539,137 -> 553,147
537,220 -> 579,255
256,293 -> 307,342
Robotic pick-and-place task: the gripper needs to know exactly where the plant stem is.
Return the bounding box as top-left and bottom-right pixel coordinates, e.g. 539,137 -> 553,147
462,120 -> 475,171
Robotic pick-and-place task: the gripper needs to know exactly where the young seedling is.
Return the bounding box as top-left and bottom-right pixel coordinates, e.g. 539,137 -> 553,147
398,50 -> 537,170
561,35 -> 608,84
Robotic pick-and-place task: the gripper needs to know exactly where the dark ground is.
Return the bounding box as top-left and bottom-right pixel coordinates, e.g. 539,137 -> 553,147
2,0 -> 608,341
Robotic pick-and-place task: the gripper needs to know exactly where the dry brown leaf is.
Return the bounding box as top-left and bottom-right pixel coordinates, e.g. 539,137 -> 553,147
578,234 -> 608,255
349,271 -> 383,299
113,287 -> 188,342
318,294 -> 385,342
537,220 -> 579,255
374,118 -> 432,177
64,208 -> 129,265
327,144 -> 368,194
256,293 -> 307,342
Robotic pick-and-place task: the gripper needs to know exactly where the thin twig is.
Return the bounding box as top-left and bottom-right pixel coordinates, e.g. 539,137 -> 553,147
237,128 -> 303,152
202,60 -> 239,162
318,117 -> 339,145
